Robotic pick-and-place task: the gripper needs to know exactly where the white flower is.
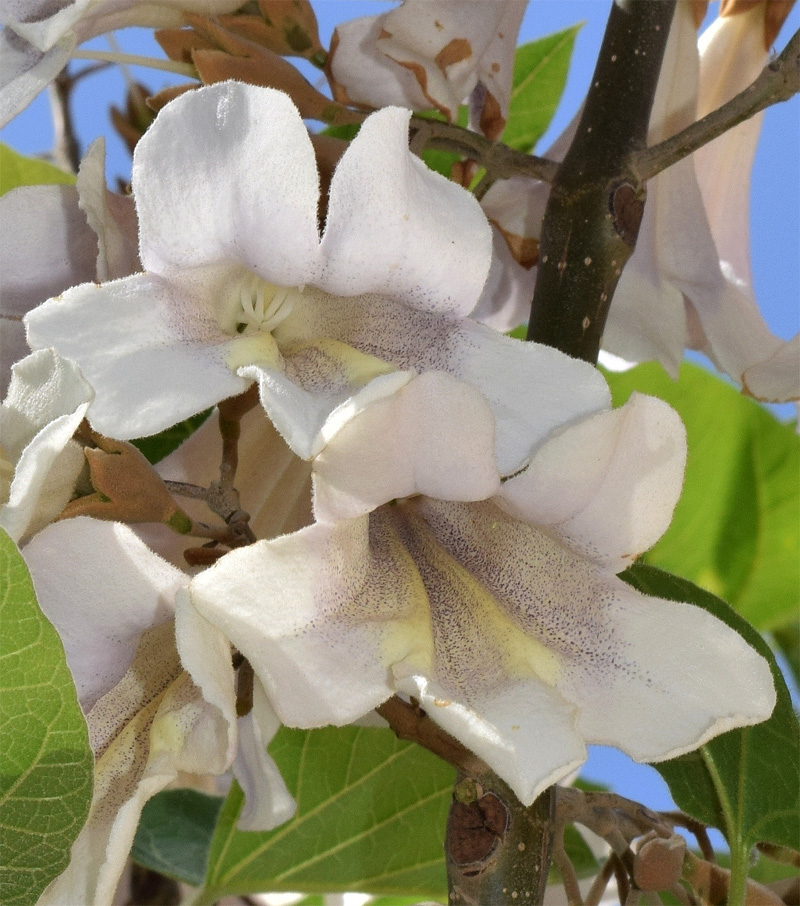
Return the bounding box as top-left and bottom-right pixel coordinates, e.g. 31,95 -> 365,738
188,372 -> 776,805
604,1 -> 799,400
0,138 -> 138,396
24,516 -> 294,905
0,0 -> 245,126
328,0 -> 526,139
26,81 -> 609,475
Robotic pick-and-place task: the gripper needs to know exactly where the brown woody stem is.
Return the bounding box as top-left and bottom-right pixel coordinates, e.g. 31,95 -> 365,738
526,0 -> 676,363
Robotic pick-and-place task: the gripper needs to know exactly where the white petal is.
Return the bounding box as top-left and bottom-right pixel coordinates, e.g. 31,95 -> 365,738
396,672 -> 584,807
233,678 -> 296,831
0,349 -> 93,542
243,347 -> 412,460
742,334 -> 800,402
133,83 -> 320,286
413,497 -> 775,765
329,14 -> 431,110
278,290 -> 611,474
695,4 -> 767,287
188,516 -> 432,727
25,272 -> 250,439
499,394 -> 687,571
320,106 -> 492,316
76,138 -> 139,281
0,30 -> 73,126
24,518 -> 185,710
314,371 -> 500,523
560,579 -> 776,762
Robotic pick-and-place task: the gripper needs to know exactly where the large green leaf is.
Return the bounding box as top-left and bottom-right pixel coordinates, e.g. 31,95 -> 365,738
503,25 -> 582,153
199,726 -> 454,902
131,790 -> 224,886
0,528 -> 93,905
623,565 -> 799,865
606,362 -> 799,631
0,144 -> 75,196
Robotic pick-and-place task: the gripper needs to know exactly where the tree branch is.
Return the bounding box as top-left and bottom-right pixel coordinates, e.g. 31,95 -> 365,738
526,0 -> 677,363
48,70 -> 81,173
637,25 -> 800,180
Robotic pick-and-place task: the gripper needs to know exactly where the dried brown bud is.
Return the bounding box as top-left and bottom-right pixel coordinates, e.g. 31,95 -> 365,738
633,834 -> 686,891
60,434 -> 191,530
217,0 -> 326,65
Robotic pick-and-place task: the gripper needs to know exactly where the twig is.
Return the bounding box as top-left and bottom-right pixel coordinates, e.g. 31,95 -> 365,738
660,811 -> 716,862
410,114 -> 559,184
553,833 -> 585,906
585,854 -> 616,906
637,26 -> 800,180
47,70 -> 81,173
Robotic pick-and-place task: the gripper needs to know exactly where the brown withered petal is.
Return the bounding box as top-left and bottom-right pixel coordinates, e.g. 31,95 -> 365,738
490,219 -> 540,270
192,46 -> 361,127
219,1 -> 325,62
154,26 -> 215,64
61,436 -> 187,526
146,83 -> 196,114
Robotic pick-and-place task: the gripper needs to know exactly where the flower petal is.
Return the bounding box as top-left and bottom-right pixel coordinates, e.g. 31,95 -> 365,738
0,30 -> 74,126
314,371 -> 501,523
320,105 -> 492,316
242,343 -> 413,460
278,290 -> 611,473
23,518 -> 184,710
76,138 -> 139,281
189,516 -> 432,727
233,677 -> 296,831
133,82 -> 320,285
498,394 -> 687,571
25,272 -> 250,438
1,349 -> 93,542
559,579 -> 776,762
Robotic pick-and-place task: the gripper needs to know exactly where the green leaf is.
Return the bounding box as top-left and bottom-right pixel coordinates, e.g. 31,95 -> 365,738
623,564 -> 799,860
200,726 -> 454,901
0,144 -> 75,196
0,528 -> 93,905
503,25 -> 582,153
605,362 -> 800,631
131,789 -> 224,885
131,410 -> 212,464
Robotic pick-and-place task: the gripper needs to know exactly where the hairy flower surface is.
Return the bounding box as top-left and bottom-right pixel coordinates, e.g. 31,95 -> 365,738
26,81 -> 608,473
328,0 -> 525,139
24,517 -> 294,905
188,373 -> 775,805
0,349 -> 93,542
0,0 -> 244,125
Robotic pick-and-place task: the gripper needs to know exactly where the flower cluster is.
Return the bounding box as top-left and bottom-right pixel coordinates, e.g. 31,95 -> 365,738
0,2 -> 787,903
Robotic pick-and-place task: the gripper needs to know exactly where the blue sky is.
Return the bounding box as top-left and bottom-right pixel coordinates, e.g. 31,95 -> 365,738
2,1 -> 797,837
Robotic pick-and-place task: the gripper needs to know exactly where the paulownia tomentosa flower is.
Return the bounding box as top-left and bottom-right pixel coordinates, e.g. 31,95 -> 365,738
25,81 -> 609,476
187,372 -> 776,805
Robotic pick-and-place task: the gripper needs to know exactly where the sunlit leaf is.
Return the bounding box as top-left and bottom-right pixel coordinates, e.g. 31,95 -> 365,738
199,726 -> 454,901
0,528 -> 93,905
624,565 -> 799,860
606,363 -> 799,631
0,144 -> 75,196
504,25 -> 582,152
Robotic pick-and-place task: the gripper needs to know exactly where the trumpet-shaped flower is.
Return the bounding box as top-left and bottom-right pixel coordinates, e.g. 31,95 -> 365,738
188,372 -> 775,805
24,516 -> 294,905
26,82 -> 609,474
328,0 -> 526,139
0,0 -> 245,125
604,0 -> 799,399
